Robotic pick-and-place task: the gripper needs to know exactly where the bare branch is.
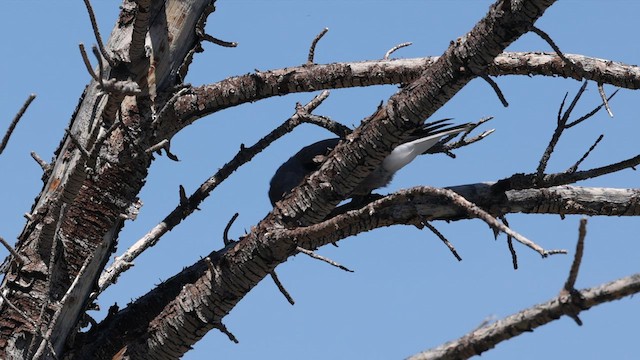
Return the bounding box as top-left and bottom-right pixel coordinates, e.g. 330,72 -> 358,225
565,134 -> 604,173
1,93 -> 36,155
79,43 -> 99,81
530,26 -> 575,70
597,83 -> 614,117
565,89 -> 618,128
295,94 -> 352,138
200,33 -> 238,48
145,139 -> 170,154
296,246 -> 354,273
270,271 -> 295,305
409,273 -> 640,360
423,221 -> 462,261
423,188 -> 563,257
384,42 -> 412,60
92,45 -> 105,85
496,152 -> 640,192
289,187 -> 566,258
307,27 -> 329,65
536,81 -> 587,180
300,114 -> 352,137
499,215 -> 518,270
30,151 -> 49,171
155,53 -> 640,140
0,236 -> 27,265
564,218 -> 587,292
97,92 -> 333,293
479,73 -> 509,107
223,213 -> 239,246
213,321 -> 239,344
82,0 -> 114,66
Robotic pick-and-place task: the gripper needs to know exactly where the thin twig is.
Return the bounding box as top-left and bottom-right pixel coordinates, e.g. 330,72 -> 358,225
384,42 -> 412,60
506,237 -> 517,270
597,83 -> 614,117
297,113 -> 351,138
565,89 -> 618,128
0,236 -> 27,265
213,321 -> 238,344
91,45 -> 105,86
499,215 -> 518,269
423,221 -> 462,261
200,33 -> 238,48
30,151 -> 49,172
78,43 -> 99,81
296,246 -> 354,272
479,74 -> 509,107
145,139 -> 169,154
536,81 -> 588,181
565,134 -> 604,173
223,213 -> 239,246
270,271 -> 295,305
494,152 -> 640,192
1,94 -> 36,155
530,26 -> 574,67
82,0 -> 114,66
307,27 -> 329,65
561,81 -> 588,125
564,218 -> 587,292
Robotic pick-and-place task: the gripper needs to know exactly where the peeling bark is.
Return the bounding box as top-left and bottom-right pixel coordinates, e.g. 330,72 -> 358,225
2,0 -> 639,359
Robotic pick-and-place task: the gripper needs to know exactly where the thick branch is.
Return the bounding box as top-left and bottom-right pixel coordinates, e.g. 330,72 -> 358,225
73,180 -> 640,358
154,52 -> 640,140
0,1 -> 217,358
284,185 -> 640,250
76,2 -> 562,357
96,92 -> 332,294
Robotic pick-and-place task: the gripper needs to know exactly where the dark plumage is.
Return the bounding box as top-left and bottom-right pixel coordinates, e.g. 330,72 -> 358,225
269,120 -> 470,206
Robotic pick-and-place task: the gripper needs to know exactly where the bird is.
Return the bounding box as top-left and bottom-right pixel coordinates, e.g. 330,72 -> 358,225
268,119 -> 471,207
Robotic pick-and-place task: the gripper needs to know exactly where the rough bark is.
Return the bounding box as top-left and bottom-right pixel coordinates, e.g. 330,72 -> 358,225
70,1 -> 560,358
0,0 -> 215,358
2,0 -> 639,359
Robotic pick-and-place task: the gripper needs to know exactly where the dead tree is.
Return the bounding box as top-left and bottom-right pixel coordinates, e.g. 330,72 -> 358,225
0,1 -> 639,359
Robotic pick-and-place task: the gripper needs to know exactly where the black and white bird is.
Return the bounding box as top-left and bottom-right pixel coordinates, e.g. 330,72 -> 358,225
268,119 -> 471,206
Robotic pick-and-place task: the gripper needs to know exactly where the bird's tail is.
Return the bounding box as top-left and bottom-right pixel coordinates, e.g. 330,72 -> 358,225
382,120 -> 471,173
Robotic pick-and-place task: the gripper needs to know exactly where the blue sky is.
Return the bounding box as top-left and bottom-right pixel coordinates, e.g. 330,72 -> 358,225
1,1 -> 639,359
